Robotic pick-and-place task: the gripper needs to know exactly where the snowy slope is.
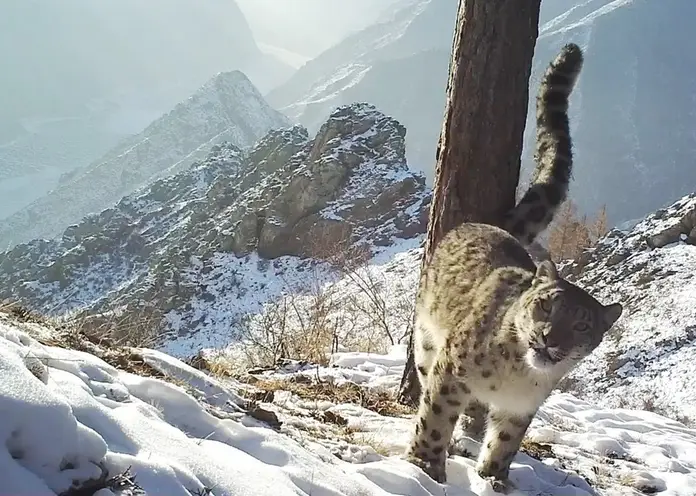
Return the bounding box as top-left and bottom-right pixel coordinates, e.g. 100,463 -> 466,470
0,71 -> 291,247
223,190 -> 696,425
1,313 -> 695,495
558,193 -> 696,424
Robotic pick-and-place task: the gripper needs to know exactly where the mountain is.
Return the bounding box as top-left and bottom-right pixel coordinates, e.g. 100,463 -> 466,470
265,0 -> 456,176
526,0 -> 696,225
0,103 -> 429,355
236,0 -> 401,59
268,0 -> 696,227
0,0 -> 293,220
0,71 -> 291,247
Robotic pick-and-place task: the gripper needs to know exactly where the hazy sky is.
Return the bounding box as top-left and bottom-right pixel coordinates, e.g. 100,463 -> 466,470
235,0 -> 400,60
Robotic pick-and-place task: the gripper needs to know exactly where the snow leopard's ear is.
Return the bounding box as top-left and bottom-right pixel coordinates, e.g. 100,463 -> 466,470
534,260 -> 558,283
603,303 -> 623,328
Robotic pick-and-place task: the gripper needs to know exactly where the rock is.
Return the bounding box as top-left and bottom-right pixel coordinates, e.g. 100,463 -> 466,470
247,406 -> 282,430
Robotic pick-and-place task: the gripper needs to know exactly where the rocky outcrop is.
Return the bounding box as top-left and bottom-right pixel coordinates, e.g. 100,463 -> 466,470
557,193 -> 696,421
0,103 -> 429,354
0,71 -> 291,247
266,0 -> 456,181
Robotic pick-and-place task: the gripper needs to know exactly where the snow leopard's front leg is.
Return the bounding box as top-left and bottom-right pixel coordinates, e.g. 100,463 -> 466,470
476,409 -> 534,492
404,351 -> 471,483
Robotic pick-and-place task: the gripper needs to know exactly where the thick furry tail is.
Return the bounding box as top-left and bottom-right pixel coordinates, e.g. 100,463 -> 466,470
504,43 -> 584,246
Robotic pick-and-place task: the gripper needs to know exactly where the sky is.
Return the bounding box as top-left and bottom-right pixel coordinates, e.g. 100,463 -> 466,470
235,0 -> 400,60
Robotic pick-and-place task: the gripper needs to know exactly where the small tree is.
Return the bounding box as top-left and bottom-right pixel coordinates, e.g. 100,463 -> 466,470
547,200 -> 609,262
591,204 -> 609,241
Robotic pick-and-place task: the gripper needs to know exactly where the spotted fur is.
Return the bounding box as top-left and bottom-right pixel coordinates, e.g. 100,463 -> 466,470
405,223 -> 622,488
504,42 -> 584,246
404,44 -> 622,490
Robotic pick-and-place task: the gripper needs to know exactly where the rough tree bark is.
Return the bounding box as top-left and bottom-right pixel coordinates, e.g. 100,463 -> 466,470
398,0 -> 542,405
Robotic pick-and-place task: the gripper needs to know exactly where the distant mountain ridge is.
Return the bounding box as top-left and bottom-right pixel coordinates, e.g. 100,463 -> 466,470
0,103 -> 429,355
269,0 -> 696,227
0,71 -> 291,248
266,0 -> 455,177
0,0 -> 293,222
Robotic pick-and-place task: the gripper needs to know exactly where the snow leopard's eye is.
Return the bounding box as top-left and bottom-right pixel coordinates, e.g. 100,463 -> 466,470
574,323 -> 590,333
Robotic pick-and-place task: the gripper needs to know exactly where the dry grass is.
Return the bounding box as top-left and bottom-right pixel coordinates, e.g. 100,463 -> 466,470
246,377 -> 414,418
65,305 -> 166,349
3,299 -> 165,350
0,300 -> 54,326
519,438 -> 555,461
340,426 -> 393,456
1,302 -> 165,379
638,393 -> 694,428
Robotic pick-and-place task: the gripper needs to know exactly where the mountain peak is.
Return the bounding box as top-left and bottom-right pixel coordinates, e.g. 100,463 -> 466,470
0,72 -> 291,247
201,70 -> 257,94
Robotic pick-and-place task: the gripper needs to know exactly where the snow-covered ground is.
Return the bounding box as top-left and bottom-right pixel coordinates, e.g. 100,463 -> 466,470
2,314 -> 695,495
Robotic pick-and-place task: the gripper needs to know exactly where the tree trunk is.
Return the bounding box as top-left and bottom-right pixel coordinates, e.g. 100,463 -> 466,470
398,0 -> 542,405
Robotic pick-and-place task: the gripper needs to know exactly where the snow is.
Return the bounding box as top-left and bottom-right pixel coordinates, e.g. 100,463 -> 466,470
2,316 -> 695,496
540,0 -> 635,38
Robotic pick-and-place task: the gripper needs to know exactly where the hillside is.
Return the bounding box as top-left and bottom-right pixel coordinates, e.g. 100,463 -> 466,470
556,192 -> 696,423
1,310 -> 694,495
0,0 -> 292,221
268,0 -> 696,226
0,72 -> 291,247
220,191 -> 696,426
0,103 -> 429,356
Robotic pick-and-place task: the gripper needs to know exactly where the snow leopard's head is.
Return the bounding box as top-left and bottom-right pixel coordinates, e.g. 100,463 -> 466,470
518,260 -> 623,372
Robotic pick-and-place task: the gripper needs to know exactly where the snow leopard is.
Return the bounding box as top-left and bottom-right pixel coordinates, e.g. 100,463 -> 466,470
404,42 -> 624,491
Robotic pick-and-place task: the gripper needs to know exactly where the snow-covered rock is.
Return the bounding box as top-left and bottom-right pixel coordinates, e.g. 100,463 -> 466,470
0,103 -> 429,355
1,313 -> 694,495
0,71 -> 291,247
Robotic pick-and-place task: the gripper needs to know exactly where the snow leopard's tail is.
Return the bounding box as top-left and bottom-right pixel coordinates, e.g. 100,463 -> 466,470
504,43 -> 584,246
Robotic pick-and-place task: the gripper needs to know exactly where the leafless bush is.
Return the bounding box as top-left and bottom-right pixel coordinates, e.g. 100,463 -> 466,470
234,226 -> 417,370
236,281 -> 344,369
308,224 -> 415,346
66,305 -> 166,349
547,200 -> 609,262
